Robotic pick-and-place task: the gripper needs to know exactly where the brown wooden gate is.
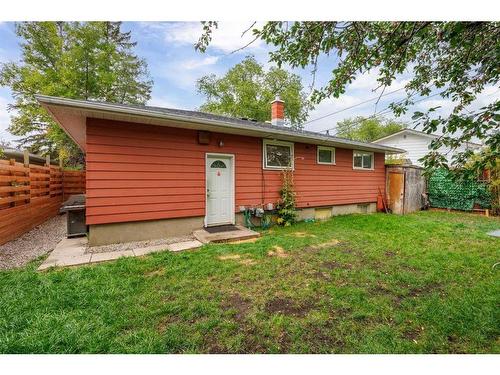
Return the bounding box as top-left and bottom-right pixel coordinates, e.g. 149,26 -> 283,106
386,165 -> 426,214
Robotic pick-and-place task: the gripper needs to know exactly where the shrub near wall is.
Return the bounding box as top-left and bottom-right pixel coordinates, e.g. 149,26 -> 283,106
428,168 -> 492,211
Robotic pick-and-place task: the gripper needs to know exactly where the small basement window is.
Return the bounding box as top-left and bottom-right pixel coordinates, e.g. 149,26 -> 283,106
317,146 -> 335,165
353,150 -> 374,170
263,140 -> 294,169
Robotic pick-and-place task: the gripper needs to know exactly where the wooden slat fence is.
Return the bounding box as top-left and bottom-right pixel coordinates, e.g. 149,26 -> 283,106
63,170 -> 86,198
0,159 -> 85,245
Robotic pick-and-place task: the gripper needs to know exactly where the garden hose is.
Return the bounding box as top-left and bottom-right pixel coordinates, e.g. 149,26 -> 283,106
243,209 -> 253,229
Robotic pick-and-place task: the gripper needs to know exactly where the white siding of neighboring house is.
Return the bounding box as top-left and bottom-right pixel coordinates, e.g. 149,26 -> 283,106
374,132 -> 477,166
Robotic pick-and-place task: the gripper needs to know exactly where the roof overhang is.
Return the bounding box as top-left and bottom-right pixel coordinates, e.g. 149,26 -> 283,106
373,128 -> 482,149
36,95 -> 405,154
373,129 -> 437,143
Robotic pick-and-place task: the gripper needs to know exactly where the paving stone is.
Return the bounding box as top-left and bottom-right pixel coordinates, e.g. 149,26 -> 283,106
168,240 -> 203,252
487,229 -> 500,237
90,250 -> 135,263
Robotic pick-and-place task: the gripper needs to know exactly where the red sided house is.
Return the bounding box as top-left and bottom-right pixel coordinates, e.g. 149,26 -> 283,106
37,95 -> 403,246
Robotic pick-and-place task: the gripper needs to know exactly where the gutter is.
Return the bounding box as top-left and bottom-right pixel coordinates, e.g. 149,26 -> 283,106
36,95 -> 406,154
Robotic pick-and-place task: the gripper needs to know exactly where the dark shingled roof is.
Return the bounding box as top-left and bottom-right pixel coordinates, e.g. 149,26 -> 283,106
78,99 -> 403,149
35,95 -> 406,153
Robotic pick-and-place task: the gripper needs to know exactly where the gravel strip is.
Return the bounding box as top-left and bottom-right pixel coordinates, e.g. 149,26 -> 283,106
0,214 -> 67,270
85,235 -> 196,254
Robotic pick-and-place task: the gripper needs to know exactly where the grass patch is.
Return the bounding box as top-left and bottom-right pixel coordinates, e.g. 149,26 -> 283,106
0,211 -> 499,353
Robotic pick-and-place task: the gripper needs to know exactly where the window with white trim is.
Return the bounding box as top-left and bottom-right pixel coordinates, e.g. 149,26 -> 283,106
263,140 -> 294,169
317,146 -> 335,165
353,150 -> 374,170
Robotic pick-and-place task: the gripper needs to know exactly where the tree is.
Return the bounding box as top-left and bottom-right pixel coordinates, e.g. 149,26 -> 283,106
335,116 -> 406,142
0,138 -> 11,158
196,22 -> 499,174
0,22 -> 153,166
196,56 -> 311,129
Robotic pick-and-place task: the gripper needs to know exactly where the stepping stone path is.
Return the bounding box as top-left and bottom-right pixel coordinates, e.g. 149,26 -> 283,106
38,237 -> 203,271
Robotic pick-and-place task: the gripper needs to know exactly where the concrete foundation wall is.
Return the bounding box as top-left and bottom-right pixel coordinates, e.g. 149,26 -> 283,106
88,202 -> 377,246
297,202 -> 376,221
88,216 -> 204,246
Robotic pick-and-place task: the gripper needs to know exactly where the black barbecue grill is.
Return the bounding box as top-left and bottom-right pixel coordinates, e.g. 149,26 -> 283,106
60,194 -> 87,238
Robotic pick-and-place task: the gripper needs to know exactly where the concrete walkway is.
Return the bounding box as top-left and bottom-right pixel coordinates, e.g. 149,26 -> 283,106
38,237 -> 203,271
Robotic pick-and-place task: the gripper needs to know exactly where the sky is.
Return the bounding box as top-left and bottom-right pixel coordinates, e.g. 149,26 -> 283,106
0,21 -> 498,145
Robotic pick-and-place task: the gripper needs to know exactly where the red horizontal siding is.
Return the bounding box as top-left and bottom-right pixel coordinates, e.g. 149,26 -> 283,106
86,118 -> 386,225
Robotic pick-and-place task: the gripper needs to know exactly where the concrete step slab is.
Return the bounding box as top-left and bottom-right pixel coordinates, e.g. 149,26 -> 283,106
168,240 -> 203,252
193,225 -> 260,244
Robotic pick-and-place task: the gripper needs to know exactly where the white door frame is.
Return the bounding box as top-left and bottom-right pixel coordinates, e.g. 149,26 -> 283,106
204,153 -> 235,227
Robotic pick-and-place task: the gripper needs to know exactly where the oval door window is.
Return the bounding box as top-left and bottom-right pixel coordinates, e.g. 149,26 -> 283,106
210,160 -> 226,168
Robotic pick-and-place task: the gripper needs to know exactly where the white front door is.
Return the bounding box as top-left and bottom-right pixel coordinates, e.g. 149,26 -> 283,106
206,155 -> 234,226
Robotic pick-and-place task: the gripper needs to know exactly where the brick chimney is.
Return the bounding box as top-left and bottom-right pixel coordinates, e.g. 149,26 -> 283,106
271,95 -> 285,126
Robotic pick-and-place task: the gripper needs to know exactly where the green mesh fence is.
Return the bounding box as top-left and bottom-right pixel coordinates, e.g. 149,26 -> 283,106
428,169 -> 492,211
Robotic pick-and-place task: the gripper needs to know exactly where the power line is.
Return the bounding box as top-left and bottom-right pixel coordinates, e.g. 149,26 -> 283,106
321,91 -> 444,136
302,86 -> 406,126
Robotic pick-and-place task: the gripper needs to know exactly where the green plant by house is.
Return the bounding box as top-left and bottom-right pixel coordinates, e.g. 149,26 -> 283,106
385,154 -> 406,165
276,169 -> 297,226
465,147 -> 500,215
489,166 -> 500,215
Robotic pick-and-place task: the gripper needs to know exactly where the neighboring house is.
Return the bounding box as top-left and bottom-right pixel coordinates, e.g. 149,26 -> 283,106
37,95 -> 403,246
373,128 -> 482,166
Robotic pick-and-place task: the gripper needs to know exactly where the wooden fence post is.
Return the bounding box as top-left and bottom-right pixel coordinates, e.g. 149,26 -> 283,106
23,149 -> 29,168
23,151 -> 31,205
9,158 -> 15,208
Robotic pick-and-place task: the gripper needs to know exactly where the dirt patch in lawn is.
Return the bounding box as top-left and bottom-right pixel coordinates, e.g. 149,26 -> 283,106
402,327 -> 424,343
316,239 -> 341,248
218,254 -> 242,260
218,254 -> 257,266
321,260 -> 353,270
144,268 -> 166,278
267,245 -> 289,258
290,232 -> 317,238
222,294 -> 252,321
265,297 -> 315,317
407,282 -> 443,297
301,239 -> 342,253
370,282 -> 393,296
228,238 -> 260,244
157,315 -> 181,333
305,320 -> 345,351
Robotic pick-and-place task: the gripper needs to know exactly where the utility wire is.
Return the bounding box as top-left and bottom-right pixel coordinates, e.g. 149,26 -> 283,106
302,86 -> 406,126
320,91 -> 444,136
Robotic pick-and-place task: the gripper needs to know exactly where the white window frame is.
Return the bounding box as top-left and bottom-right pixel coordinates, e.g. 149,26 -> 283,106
317,146 -> 336,165
263,139 -> 294,170
353,150 -> 374,170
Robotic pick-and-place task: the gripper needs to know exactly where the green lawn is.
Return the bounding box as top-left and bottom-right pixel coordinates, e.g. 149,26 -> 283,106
0,211 -> 498,353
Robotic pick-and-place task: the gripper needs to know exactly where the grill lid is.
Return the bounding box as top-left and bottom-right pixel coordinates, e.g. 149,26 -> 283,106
60,194 -> 86,212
